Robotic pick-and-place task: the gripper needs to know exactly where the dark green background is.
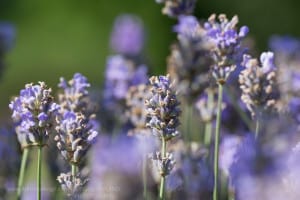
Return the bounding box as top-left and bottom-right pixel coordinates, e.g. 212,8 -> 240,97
0,0 -> 299,120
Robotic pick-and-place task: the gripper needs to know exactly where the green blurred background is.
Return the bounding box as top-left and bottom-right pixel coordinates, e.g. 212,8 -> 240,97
0,0 -> 300,120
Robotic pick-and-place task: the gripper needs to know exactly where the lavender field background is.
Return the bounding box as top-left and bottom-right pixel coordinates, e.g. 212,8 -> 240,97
1,0 -> 300,200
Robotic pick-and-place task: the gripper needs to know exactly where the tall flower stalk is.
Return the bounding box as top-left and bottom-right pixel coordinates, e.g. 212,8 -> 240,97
213,83 -> 223,200
55,73 -> 99,198
146,75 -> 180,199
9,82 -> 59,200
204,14 -> 249,200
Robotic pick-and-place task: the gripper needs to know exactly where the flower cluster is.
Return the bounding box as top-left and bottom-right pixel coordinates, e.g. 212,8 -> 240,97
55,73 -> 99,164
155,0 -> 197,18
145,75 -> 181,141
55,111 -> 98,164
9,82 -> 59,148
168,16 -> 213,103
239,52 -> 278,117
204,14 -> 249,84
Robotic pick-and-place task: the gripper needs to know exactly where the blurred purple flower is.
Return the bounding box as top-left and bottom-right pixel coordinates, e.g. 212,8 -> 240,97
0,22 -> 15,52
155,0 -> 197,18
173,15 -> 200,39
103,55 -> 148,105
168,16 -> 213,103
269,35 -> 300,58
86,135 -> 154,199
219,135 -> 241,176
110,14 -> 145,56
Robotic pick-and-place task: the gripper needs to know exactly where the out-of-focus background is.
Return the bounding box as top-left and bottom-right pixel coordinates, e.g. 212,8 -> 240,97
0,0 -> 300,119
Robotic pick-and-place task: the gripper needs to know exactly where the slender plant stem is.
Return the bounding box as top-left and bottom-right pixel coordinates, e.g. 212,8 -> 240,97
17,148 -> 29,200
255,117 -> 260,139
37,146 -> 42,200
142,154 -> 148,200
72,164 -> 77,177
213,83 -> 223,200
159,138 -> 166,200
204,89 -> 214,147
184,104 -> 193,149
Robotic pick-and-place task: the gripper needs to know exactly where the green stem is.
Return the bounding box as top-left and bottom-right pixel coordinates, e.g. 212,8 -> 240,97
142,154 -> 148,200
159,138 -> 166,200
37,146 -> 42,200
184,104 -> 193,149
213,84 -> 223,200
204,89 -> 214,147
255,118 -> 260,139
17,148 -> 29,200
71,164 -> 76,177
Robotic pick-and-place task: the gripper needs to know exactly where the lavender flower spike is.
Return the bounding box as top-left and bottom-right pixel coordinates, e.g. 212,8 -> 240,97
58,73 -> 91,112
168,15 -> 213,103
56,73 -> 99,165
145,75 -> 181,141
9,82 -> 59,148
239,52 -> 278,117
204,14 -> 249,84
110,14 -> 145,56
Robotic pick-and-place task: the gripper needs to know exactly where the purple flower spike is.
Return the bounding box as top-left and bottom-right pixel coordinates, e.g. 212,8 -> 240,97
9,82 -> 58,148
145,75 -> 181,140
205,14 -> 249,84
239,52 -> 278,117
56,73 -> 99,165
110,14 -> 145,56
173,15 -> 199,38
